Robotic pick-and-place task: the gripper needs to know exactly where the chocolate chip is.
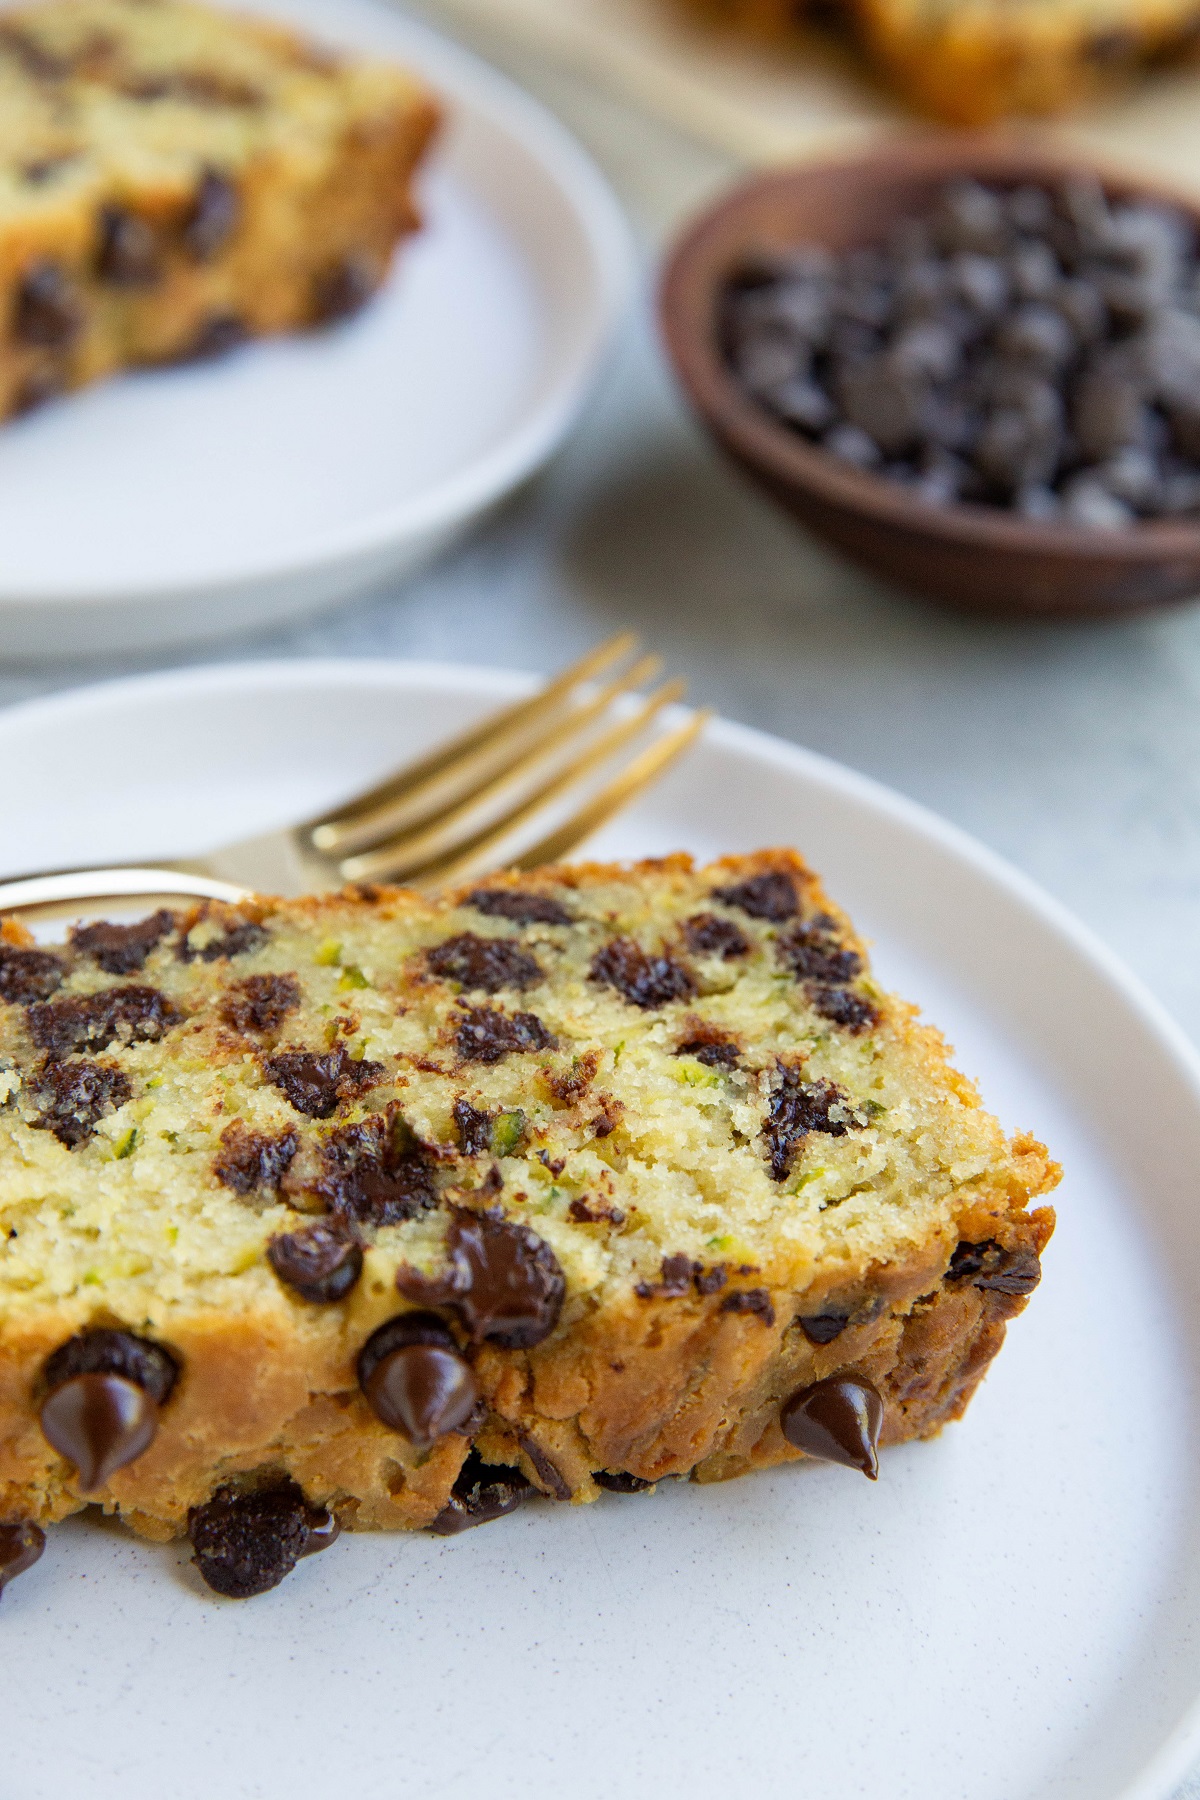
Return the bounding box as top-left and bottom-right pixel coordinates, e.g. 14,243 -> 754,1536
682,913 -> 750,959
466,888 -> 574,927
455,1005 -> 554,1064
11,368 -> 65,415
0,944 -> 64,1004
14,263 -> 80,348
177,916 -> 266,962
781,1376 -> 884,1478
42,1327 -> 178,1405
311,256 -> 376,324
634,1252 -> 695,1300
213,1121 -> 298,1195
453,1098 -> 493,1156
263,1045 -> 384,1118
125,69 -> 263,106
593,1470 -> 655,1493
220,973 -> 301,1035
315,1108 -> 438,1227
0,1522 -> 45,1600
808,985 -> 879,1033
268,1221 -> 362,1303
763,1069 -> 857,1182
40,1374 -> 159,1491
189,1478 -> 335,1598
777,916 -> 861,984
28,985 -> 182,1060
182,170 -> 239,259
946,1238 -> 1042,1296
797,1311 -> 850,1345
428,932 -> 542,994
589,939 -> 695,1010
720,1287 -> 776,1326
711,871 -> 798,921
357,1312 -> 478,1448
96,206 -> 160,286
31,1059 -> 131,1148
568,1196 -> 626,1225
427,1449 -> 534,1534
177,311 -> 248,362
518,1432 -> 571,1500
694,1262 -> 727,1295
69,910 -> 172,974
396,1208 -> 565,1349
675,1029 -> 740,1069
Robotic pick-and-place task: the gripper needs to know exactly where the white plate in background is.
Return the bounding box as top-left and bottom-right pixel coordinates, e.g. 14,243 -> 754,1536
0,3 -> 631,660
3,659 -> 1200,1800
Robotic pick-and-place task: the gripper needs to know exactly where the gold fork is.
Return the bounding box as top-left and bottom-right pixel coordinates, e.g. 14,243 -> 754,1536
0,635 -> 710,922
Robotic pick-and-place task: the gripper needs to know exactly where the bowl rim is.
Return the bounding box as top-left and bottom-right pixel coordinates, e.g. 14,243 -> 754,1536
658,131 -> 1200,564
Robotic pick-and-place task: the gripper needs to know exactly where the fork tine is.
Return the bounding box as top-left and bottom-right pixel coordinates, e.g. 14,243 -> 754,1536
308,632 -> 638,852
340,678 -> 688,887
509,711 -> 711,873
329,653 -> 663,869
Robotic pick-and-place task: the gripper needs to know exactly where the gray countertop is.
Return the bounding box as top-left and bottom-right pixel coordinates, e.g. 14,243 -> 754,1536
3,20 -> 1200,1790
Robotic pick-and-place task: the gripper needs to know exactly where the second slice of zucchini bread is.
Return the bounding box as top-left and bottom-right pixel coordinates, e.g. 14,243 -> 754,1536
0,850 -> 1056,1595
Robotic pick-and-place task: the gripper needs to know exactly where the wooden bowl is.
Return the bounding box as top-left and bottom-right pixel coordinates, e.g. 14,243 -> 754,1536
659,136 -> 1200,618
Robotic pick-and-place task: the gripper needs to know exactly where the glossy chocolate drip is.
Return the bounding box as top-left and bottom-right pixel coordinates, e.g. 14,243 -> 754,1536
40,1373 -> 159,1491
396,1209 -> 565,1349
357,1312 -> 479,1449
0,1521 -> 45,1599
780,1375 -> 884,1478
428,1450 -> 534,1535
593,1471 -> 655,1494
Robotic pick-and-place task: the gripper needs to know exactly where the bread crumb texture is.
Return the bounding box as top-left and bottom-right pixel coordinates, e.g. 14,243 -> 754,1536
0,851 -> 1057,1537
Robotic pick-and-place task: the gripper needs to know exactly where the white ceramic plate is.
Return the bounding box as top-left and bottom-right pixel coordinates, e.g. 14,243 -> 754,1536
0,3 -> 631,660
4,660 -> 1200,1800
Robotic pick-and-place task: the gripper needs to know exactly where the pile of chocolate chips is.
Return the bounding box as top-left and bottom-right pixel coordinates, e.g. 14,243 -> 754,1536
722,176 -> 1200,527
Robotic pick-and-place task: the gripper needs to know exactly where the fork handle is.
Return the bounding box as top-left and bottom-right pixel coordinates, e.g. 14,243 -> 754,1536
0,866 -> 250,922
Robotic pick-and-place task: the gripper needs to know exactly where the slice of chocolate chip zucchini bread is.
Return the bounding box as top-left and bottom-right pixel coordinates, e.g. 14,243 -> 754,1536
0,0 -> 440,422
0,851 -> 1056,1598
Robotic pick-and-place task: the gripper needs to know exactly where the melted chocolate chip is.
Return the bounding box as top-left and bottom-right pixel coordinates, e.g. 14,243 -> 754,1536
182,169 -> 239,260
518,1432 -> 571,1500
213,1121 -> 298,1195
70,910 -> 172,975
263,1045 -> 383,1118
428,932 -> 542,994
589,939 -> 696,1010
712,871 -> 798,921
809,986 -> 880,1034
947,1239 -> 1042,1296
96,206 -> 160,286
568,1196 -> 626,1226
778,917 -> 862,984
28,984 -> 182,1060
675,1025 -> 740,1068
357,1312 -> 479,1449
682,913 -> 750,959
177,917 -> 267,962
12,368 -> 64,415
453,1098 -> 494,1156
42,1328 -> 178,1405
593,1470 -> 655,1493
466,889 -> 574,927
220,973 -> 302,1035
189,1478 -> 336,1598
315,1108 -> 438,1227
455,1005 -> 555,1064
780,1376 -> 884,1478
634,1252 -> 696,1300
14,262 -> 80,347
40,1374 -> 159,1491
797,1311 -> 851,1345
311,256 -> 376,323
720,1287 -> 776,1326
177,312 -> 248,361
0,1521 -> 45,1599
694,1263 -> 727,1295
31,1059 -> 131,1148
0,943 -> 64,1004
763,1069 -> 857,1182
396,1209 -> 566,1349
268,1221 -> 362,1303
428,1449 -> 534,1534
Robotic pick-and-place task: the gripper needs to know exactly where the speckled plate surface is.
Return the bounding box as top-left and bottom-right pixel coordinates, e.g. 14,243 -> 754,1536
3,659 -> 1200,1800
